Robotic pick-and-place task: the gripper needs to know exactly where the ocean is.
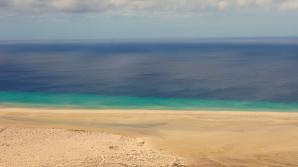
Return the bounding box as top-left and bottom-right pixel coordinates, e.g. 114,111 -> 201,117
1,40 -> 298,111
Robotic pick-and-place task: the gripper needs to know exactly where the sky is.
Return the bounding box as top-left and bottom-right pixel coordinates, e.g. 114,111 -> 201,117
0,0 -> 298,40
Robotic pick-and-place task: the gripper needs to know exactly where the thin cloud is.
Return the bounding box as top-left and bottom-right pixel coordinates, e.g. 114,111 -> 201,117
0,0 -> 10,8
0,0 -> 297,15
281,0 -> 298,10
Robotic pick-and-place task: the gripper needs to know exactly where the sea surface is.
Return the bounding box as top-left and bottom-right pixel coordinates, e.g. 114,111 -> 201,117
1,40 -> 298,111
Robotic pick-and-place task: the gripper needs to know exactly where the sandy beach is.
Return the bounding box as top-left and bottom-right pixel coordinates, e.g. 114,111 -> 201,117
0,126 -> 185,167
1,107 -> 298,166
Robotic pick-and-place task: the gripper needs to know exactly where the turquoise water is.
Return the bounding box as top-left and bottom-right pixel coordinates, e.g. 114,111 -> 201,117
1,91 -> 298,112
1,42 -> 298,111
1,43 -> 298,103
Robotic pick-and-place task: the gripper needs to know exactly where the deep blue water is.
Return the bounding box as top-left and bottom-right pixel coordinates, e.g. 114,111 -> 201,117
0,41 -> 298,110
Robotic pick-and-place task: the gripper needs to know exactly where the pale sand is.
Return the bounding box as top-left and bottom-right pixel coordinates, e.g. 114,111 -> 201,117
0,126 -> 185,167
1,107 -> 298,166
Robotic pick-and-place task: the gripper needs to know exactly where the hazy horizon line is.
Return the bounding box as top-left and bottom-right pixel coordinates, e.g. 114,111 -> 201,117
1,36 -> 298,44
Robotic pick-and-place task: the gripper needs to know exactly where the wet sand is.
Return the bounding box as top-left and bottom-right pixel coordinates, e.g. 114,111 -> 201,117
1,107 -> 298,166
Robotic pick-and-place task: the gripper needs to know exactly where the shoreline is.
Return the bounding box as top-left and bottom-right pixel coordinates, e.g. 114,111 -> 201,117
1,106 -> 298,166
2,91 -> 298,112
2,104 -> 298,114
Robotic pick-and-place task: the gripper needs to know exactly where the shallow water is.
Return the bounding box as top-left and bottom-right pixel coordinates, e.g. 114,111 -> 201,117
0,41 -> 298,111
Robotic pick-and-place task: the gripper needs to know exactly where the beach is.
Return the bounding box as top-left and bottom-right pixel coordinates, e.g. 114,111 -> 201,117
0,126 -> 185,167
1,1 -> 298,166
1,107 -> 298,166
